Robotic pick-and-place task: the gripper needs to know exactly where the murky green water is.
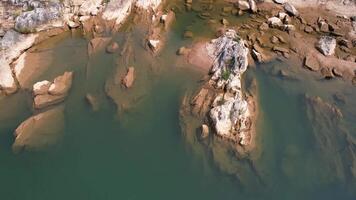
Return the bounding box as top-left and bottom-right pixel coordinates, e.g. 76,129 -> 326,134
1,1 -> 356,199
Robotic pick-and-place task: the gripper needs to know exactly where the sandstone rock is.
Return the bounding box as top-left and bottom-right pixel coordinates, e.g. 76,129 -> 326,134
201,124 -> 209,139
273,0 -> 286,4
268,17 -> 283,28
33,80 -> 51,96
122,67 -> 135,88
34,94 -> 67,110
332,67 -> 343,77
304,55 -> 320,71
106,42 -> 119,53
317,36 -> 336,56
283,24 -> 295,31
48,72 -> 74,95
284,3 -> 299,16
248,0 -> 257,13
304,26 -> 313,33
12,106 -> 65,153
85,93 -> 99,111
237,0 -> 250,11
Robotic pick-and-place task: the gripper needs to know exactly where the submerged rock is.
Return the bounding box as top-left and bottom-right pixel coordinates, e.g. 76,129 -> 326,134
317,36 -> 336,56
12,106 -> 65,153
122,67 -> 135,88
85,93 -> 99,111
106,42 -> 119,53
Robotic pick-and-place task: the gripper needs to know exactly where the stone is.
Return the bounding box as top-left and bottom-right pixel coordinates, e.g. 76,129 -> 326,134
15,3 -> 63,33
259,22 -> 269,31
273,0 -> 286,4
148,39 -> 160,51
273,46 -> 289,53
136,0 -> 162,10
321,67 -> 334,79
270,36 -> 279,44
317,36 -> 336,56
237,0 -> 250,11
79,0 -> 103,16
102,0 -> 134,25
106,42 -> 119,53
283,24 -> 295,32
201,124 -> 209,139
34,94 -> 66,110
184,30 -> 193,38
122,67 -> 135,88
177,46 -> 191,55
33,80 -> 51,96
248,0 -> 257,13
284,3 -> 299,16
48,72 -> 74,95
85,93 -> 99,111
0,59 -> 17,94
319,21 -> 329,32
160,10 -> 175,31
221,18 -> 229,25
304,55 -> 320,71
12,106 -> 65,153
304,26 -> 313,33
268,17 -> 283,28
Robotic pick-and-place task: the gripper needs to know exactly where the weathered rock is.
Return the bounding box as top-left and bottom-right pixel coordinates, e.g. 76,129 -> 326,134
284,3 -> 299,16
273,46 -> 289,53
136,0 -> 162,10
122,67 -> 135,88
273,0 -> 286,4
48,72 -> 74,95
15,3 -> 63,33
268,17 -> 283,28
33,80 -> 51,96
270,36 -> 279,44
12,106 -> 65,153
88,37 -> 111,56
160,10 -> 175,31
34,94 -> 67,109
79,0 -> 102,16
319,21 -> 329,32
106,42 -> 119,53
304,55 -> 320,71
85,93 -> 99,111
248,0 -> 257,13
102,0 -> 134,25
237,0 -> 250,11
259,22 -> 269,31
201,124 -> 209,139
317,36 -> 336,56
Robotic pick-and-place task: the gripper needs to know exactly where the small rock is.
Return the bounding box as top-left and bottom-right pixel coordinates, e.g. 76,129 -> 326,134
201,124 -> 209,139
237,0 -> 250,11
317,36 -> 336,56
270,36 -> 279,44
259,22 -> 269,31
332,68 -> 343,77
319,21 -> 329,32
221,18 -> 229,25
273,46 -> 289,53
248,0 -> 257,13
268,17 -> 283,28
106,42 -> 119,53
321,67 -> 334,79
304,26 -> 313,33
304,55 -> 320,71
177,47 -> 191,55
284,3 -> 299,16
148,39 -> 160,51
48,72 -> 74,95
183,30 -> 193,38
283,24 -> 296,32
273,0 -> 286,4
122,67 -> 135,88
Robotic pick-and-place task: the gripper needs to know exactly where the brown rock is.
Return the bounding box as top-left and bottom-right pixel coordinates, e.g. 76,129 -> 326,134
122,67 -> 135,88
34,94 -> 66,110
201,124 -> 209,139
304,26 -> 313,33
321,67 -> 334,79
273,46 -> 289,53
304,55 -> 320,71
48,72 -> 74,95
106,42 -> 119,53
332,68 -> 343,77
270,36 -> 279,44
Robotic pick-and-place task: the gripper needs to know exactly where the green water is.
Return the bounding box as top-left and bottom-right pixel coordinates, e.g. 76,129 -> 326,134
1,1 -> 356,199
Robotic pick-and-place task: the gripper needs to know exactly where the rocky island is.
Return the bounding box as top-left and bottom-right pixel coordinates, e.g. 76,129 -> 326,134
0,0 -> 356,199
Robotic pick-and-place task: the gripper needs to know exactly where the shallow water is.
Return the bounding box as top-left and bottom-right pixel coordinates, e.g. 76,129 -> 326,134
1,1 -> 356,199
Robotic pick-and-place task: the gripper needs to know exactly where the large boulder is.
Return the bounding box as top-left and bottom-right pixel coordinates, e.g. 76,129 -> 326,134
14,3 -> 64,33
12,106 -> 65,153
317,36 -> 336,56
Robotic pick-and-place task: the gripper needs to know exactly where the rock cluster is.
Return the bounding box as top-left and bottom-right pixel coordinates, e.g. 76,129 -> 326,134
33,72 -> 74,109
207,30 -> 252,146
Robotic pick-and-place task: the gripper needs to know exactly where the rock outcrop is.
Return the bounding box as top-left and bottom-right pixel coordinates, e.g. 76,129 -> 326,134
12,106 -> 65,153
33,72 -> 74,109
207,30 -> 253,146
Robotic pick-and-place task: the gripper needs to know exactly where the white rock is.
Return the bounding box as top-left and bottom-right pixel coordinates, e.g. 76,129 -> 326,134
148,39 -> 160,50
238,0 -> 250,11
79,0 -> 103,16
317,36 -> 336,56
33,80 -> 51,96
284,2 -> 299,16
268,17 -> 283,28
273,0 -> 286,4
136,0 -> 162,10
0,59 -> 17,94
102,0 -> 135,25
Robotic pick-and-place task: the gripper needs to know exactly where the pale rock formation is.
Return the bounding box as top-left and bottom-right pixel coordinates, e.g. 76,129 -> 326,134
136,0 -> 162,10
102,0 -> 135,25
12,106 -> 65,153
237,0 -> 250,11
79,0 -> 103,16
33,80 -> 51,96
207,29 -> 251,146
268,17 -> 283,28
0,60 -> 17,94
14,3 -> 64,33
317,36 -> 336,56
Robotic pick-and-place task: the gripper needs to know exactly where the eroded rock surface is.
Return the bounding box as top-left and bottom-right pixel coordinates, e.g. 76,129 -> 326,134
12,105 -> 65,153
